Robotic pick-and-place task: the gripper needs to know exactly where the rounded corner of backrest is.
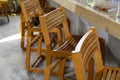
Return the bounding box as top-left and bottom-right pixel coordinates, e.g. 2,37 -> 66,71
61,6 -> 64,8
90,27 -> 96,31
60,6 -> 65,12
39,15 -> 44,22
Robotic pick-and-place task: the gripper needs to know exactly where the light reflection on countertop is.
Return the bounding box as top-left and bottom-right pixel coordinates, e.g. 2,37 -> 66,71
69,0 -> 120,23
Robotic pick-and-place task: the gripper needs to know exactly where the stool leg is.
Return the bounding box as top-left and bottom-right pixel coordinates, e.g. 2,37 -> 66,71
72,54 -> 86,80
21,23 -> 26,50
59,59 -> 66,80
26,36 -> 31,70
20,15 -> 26,50
88,58 -> 94,80
44,54 -> 52,80
6,13 -> 9,22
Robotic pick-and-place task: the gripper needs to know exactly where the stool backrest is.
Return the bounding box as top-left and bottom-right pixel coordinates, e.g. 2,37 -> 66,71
39,6 -> 70,49
73,27 -> 104,80
39,0 -> 47,9
19,0 -> 42,22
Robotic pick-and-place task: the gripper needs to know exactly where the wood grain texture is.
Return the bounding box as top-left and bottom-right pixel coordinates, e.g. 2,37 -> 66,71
19,0 -> 63,74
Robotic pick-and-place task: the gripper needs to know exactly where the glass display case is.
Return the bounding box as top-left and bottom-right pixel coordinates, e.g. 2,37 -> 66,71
69,0 -> 120,21
70,0 -> 118,12
52,0 -> 120,40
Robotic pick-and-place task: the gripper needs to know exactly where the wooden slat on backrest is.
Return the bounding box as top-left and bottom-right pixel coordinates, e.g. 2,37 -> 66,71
72,28 -> 104,80
79,28 -> 103,70
24,0 -> 40,13
20,0 -> 42,22
39,0 -> 46,9
39,7 -> 70,49
44,7 -> 70,38
44,8 -> 64,30
82,30 -> 97,68
101,68 -> 120,80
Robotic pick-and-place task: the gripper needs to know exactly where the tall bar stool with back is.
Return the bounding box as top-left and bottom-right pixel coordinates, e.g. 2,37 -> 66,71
19,0 -> 62,73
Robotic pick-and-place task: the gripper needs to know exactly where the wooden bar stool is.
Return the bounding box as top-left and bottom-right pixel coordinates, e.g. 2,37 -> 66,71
19,0 -> 56,50
39,6 -> 82,80
39,6 -> 105,80
71,27 -> 120,80
19,0 -> 62,73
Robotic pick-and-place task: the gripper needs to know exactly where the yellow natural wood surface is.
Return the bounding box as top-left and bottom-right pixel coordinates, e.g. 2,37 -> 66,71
0,0 -> 7,2
52,0 -> 120,40
39,7 -> 82,80
39,6 -> 105,80
0,0 -> 7,7
19,0 -> 56,50
19,0 -> 63,74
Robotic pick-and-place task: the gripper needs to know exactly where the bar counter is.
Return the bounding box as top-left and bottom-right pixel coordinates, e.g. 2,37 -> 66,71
52,0 -> 120,40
